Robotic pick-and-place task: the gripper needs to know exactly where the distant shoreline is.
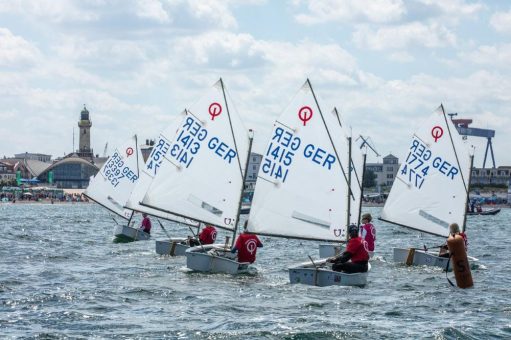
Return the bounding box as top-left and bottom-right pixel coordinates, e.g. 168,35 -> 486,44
361,202 -> 510,209
1,199 -> 92,204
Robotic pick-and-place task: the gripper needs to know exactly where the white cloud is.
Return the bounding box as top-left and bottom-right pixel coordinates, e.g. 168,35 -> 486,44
463,43 -> 511,70
353,22 -> 457,50
294,0 -> 406,25
389,51 -> 414,62
0,0 -> 98,23
170,31 -> 365,103
490,9 -> 511,33
418,0 -> 484,17
0,28 -> 41,68
52,36 -> 148,66
173,31 -> 260,67
293,0 -> 484,26
188,1 -> 238,29
136,0 -> 171,23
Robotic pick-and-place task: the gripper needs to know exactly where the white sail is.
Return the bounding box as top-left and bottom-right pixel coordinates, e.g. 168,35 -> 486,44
380,105 -> 472,237
124,113 -> 200,227
247,80 -> 352,241
85,135 -> 143,220
140,79 -> 249,231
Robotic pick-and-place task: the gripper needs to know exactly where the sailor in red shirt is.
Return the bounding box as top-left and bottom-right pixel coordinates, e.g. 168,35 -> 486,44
327,224 -> 369,273
231,222 -> 263,263
198,224 -> 217,245
139,213 -> 151,234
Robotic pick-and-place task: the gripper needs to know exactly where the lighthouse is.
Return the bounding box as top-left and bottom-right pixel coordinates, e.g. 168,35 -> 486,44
78,105 -> 93,157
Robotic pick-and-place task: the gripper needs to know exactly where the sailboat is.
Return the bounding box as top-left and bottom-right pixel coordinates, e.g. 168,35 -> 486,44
84,135 -> 148,242
247,80 -> 370,287
124,114 -> 201,255
140,79 -> 252,274
380,105 -> 477,270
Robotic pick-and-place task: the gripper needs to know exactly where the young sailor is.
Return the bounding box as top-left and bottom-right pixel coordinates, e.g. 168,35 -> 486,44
359,213 -> 376,257
140,213 -> 151,234
439,223 -> 468,257
328,224 -> 369,273
198,224 -> 217,245
187,224 -> 218,246
231,221 -> 263,263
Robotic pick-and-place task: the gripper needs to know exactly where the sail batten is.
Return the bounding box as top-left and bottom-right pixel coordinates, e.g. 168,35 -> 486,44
380,106 -> 473,238
378,217 -> 447,238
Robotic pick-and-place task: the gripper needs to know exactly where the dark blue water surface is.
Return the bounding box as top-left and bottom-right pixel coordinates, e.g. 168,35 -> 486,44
1,203 -> 510,339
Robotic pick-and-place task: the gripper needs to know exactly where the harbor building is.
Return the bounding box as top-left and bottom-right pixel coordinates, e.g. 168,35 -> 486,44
245,153 -> 263,191
0,161 -> 16,183
1,156 -> 52,181
471,166 -> 511,186
365,154 -> 400,188
13,153 -> 52,163
241,152 -> 262,204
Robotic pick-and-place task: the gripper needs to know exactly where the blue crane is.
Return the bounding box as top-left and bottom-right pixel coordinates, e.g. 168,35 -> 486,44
448,113 -> 496,168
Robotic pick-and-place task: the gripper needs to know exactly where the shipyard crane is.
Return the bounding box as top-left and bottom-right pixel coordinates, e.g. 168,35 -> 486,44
449,113 -> 496,168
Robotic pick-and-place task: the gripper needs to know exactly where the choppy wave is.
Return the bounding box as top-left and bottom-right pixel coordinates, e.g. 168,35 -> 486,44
1,204 -> 510,338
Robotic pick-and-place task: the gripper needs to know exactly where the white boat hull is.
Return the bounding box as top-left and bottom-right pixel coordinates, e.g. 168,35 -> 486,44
393,247 -> 477,271
155,238 -> 189,256
289,259 -> 370,287
318,244 -> 344,258
113,225 -> 151,242
185,244 -> 250,274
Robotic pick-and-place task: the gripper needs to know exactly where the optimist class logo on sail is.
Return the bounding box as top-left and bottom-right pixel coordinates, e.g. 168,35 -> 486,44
298,106 -> 313,126
431,126 -> 443,142
208,102 -> 222,120
126,147 -> 134,157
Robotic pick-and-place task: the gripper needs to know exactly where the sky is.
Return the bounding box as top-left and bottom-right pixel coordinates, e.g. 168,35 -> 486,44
0,0 -> 510,168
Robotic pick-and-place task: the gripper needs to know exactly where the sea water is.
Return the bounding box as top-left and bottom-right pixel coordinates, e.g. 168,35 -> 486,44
1,203 -> 510,339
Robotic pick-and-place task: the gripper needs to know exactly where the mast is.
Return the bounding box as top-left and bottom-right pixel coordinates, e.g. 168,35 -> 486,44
357,153 -> 367,225
441,104 -> 472,233
346,136 -> 352,241
220,78 -> 243,177
134,134 -> 140,178
231,132 -> 254,247
308,79 -> 353,199
127,210 -> 135,226
462,155 -> 474,233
